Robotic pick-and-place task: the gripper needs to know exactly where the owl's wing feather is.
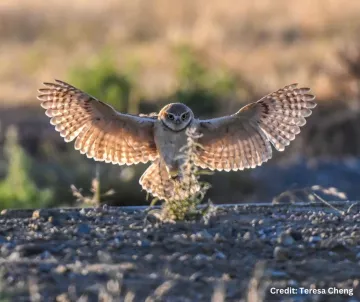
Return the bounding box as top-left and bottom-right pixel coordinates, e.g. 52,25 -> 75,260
38,80 -> 158,165
194,83 -> 316,171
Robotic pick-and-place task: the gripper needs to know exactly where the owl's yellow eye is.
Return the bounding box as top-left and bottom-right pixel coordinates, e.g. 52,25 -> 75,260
167,113 -> 175,120
181,113 -> 188,121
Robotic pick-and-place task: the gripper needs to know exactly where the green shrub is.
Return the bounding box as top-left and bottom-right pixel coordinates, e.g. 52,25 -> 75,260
67,50 -> 140,113
0,126 -> 53,209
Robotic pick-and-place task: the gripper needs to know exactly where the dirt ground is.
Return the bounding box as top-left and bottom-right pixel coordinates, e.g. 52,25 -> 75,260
0,202 -> 359,302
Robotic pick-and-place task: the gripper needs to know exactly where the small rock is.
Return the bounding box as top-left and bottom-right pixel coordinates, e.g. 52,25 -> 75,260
191,230 -> 212,241
149,272 -> 158,279
189,271 -> 203,281
137,239 -> 151,247
1,243 -> 14,257
48,216 -> 62,226
194,254 -> 210,261
97,250 -> 113,263
32,209 -> 50,220
56,293 -> 69,302
214,233 -> 226,243
144,254 -> 154,261
213,251 -> 227,260
179,255 -> 189,261
288,279 -> 298,287
273,246 -> 289,261
55,265 -> 68,274
309,236 -> 321,243
243,232 -> 253,241
351,231 -> 359,238
277,232 -> 295,246
76,223 -> 91,235
8,251 -> 21,261
289,230 -> 302,241
271,270 -> 288,278
39,250 -> 54,260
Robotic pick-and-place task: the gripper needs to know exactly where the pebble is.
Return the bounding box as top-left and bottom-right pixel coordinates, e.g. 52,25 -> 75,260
309,236 -> 321,243
191,230 -> 212,241
213,251 -> 227,260
194,254 -> 210,261
277,232 -> 295,246
39,250 -> 54,260
289,230 -> 302,241
288,279 -> 298,287
189,271 -> 203,281
243,232 -> 253,241
97,251 -> 112,263
55,265 -> 68,274
328,251 -> 338,257
76,223 -> 91,235
32,209 -> 50,220
214,233 -> 226,243
273,246 -> 289,261
271,270 -> 288,278
8,251 -> 21,261
0,243 -> 13,257
137,239 -> 151,247
48,216 -> 62,226
144,254 -> 154,261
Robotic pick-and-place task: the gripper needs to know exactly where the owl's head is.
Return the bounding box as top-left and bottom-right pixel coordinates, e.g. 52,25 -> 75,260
159,103 -> 194,131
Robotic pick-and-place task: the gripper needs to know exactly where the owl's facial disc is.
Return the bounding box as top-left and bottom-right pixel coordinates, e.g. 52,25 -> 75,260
160,103 -> 194,131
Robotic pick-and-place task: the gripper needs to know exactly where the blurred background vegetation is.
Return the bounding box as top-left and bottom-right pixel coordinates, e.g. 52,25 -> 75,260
1,0 -> 360,209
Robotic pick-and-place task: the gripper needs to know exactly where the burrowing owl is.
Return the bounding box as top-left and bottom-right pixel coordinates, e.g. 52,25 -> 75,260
38,80 -> 316,201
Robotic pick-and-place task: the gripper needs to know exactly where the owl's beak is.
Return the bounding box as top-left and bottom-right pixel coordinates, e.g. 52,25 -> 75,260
175,117 -> 181,124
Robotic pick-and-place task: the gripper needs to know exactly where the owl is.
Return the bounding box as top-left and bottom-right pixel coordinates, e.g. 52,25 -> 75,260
38,80 -> 316,201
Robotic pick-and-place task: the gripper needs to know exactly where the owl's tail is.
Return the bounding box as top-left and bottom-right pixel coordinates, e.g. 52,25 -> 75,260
139,160 -> 199,201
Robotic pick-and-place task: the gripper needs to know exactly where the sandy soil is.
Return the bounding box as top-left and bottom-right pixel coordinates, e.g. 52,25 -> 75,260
0,202 -> 359,301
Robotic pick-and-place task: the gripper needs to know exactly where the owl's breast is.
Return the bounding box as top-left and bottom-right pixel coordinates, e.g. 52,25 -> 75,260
153,123 -> 189,173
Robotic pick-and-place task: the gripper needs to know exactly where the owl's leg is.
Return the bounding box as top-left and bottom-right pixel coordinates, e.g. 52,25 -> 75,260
165,165 -> 180,180
163,160 -> 184,180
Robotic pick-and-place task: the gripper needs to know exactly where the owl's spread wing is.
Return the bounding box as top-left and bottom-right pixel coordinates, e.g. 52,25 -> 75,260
194,83 -> 316,171
38,80 -> 158,165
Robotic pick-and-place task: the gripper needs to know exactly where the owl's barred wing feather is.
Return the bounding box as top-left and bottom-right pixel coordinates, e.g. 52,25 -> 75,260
195,83 -> 316,171
140,160 -> 199,201
38,80 -> 158,165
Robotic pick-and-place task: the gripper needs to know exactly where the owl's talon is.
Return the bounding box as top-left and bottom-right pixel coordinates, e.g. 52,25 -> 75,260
169,170 -> 179,180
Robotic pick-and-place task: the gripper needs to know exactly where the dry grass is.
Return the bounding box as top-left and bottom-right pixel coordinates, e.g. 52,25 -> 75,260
0,0 -> 360,106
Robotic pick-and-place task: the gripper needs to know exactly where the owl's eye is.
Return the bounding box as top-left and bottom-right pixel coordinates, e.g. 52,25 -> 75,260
181,113 -> 188,121
167,113 -> 175,120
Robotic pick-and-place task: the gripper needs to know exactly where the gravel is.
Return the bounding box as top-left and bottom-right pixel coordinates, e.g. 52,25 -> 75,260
0,202 -> 359,301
